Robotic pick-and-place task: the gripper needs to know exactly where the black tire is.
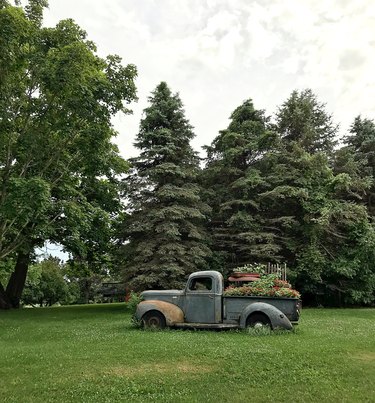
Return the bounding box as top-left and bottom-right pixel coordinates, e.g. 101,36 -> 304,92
246,313 -> 272,329
142,310 -> 166,329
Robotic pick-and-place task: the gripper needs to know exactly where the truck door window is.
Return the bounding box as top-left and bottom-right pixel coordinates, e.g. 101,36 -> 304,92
189,277 -> 212,291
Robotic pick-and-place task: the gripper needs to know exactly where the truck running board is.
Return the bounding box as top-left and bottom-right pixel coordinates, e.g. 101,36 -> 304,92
173,323 -> 239,330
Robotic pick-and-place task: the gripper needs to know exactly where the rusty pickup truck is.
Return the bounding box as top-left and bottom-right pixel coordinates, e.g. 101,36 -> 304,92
135,270 -> 301,330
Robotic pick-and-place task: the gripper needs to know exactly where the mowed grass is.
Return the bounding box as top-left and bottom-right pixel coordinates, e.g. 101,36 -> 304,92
0,304 -> 374,403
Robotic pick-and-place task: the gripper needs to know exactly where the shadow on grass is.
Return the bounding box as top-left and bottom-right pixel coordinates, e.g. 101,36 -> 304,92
127,323 -> 300,337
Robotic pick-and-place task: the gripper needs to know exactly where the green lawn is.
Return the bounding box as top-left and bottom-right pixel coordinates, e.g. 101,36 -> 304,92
0,304 -> 374,402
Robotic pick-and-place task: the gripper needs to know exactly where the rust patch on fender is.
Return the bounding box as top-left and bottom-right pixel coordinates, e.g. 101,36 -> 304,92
139,300 -> 184,325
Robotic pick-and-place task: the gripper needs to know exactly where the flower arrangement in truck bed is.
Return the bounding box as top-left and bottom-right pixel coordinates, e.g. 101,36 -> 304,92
224,273 -> 301,299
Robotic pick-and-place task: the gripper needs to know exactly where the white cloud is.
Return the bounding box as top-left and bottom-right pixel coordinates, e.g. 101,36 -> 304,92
42,0 -> 375,157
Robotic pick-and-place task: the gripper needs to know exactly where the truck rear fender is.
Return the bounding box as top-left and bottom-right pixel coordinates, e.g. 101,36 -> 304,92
136,300 -> 184,326
240,302 -> 293,330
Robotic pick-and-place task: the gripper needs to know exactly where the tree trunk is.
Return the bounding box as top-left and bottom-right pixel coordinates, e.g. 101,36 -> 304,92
83,278 -> 90,304
0,282 -> 12,309
5,251 -> 31,308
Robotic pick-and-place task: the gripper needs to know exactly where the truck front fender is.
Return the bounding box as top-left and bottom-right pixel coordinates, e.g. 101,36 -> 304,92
240,302 -> 293,330
135,300 -> 184,326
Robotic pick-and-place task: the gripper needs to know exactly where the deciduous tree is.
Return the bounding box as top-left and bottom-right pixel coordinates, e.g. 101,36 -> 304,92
22,256 -> 69,307
0,0 -> 137,308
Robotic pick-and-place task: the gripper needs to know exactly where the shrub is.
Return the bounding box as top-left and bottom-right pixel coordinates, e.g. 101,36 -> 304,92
125,291 -> 144,327
126,291 -> 143,314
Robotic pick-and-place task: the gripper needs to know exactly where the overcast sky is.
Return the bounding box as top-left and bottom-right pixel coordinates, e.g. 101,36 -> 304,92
43,0 -> 375,159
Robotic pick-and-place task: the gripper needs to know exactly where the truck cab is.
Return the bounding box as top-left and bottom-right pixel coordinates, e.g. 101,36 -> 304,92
183,271 -> 223,324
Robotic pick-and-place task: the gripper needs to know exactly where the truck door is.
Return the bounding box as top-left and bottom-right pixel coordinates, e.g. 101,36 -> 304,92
184,276 -> 216,323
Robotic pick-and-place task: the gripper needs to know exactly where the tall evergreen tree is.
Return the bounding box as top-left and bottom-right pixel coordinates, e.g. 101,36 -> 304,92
261,92 -> 375,305
120,82 -> 211,291
338,116 -> 375,216
276,89 -> 338,154
203,100 -> 279,273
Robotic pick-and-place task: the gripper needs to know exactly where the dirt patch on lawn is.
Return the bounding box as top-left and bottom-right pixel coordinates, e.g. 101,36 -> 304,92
352,352 -> 375,363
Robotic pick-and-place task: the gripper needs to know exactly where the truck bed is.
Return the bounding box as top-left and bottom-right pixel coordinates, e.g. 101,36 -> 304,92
224,295 -> 300,324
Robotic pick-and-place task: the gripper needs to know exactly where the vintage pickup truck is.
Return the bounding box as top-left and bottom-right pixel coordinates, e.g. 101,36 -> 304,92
135,270 -> 301,330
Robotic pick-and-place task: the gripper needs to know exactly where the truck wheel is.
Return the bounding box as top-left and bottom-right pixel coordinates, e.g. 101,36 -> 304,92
246,313 -> 272,329
142,311 -> 166,329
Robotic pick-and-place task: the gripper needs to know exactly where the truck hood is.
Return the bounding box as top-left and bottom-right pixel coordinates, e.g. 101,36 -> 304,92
141,290 -> 185,306
141,290 -> 184,302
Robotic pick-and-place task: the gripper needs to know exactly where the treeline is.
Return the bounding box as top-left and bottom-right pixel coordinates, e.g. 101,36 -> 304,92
0,1 -> 374,308
20,256 -> 121,307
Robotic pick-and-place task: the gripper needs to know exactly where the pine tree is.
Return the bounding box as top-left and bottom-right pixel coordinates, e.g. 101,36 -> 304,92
342,116 -> 375,216
262,93 -> 375,305
276,89 -> 338,154
120,82 -> 211,291
203,99 -> 279,273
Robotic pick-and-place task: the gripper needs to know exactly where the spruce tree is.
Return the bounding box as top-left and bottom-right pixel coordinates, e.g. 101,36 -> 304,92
262,92 -> 375,305
203,100 -> 279,273
343,116 -> 375,216
276,89 -> 338,154
120,82 -> 211,291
